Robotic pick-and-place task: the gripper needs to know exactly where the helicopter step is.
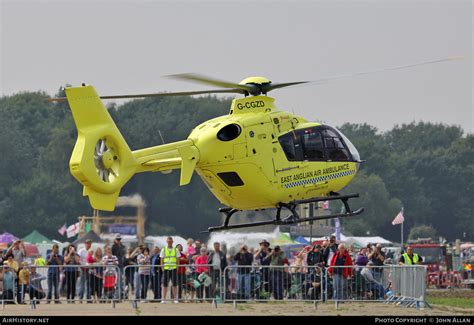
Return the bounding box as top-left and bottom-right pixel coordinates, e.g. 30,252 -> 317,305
207,193 -> 364,232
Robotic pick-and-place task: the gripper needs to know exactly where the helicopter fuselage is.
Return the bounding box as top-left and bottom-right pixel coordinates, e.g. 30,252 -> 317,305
63,85 -> 360,213
188,96 -> 360,210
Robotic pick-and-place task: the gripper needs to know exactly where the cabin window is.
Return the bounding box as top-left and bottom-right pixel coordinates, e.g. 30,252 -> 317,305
278,132 -> 302,161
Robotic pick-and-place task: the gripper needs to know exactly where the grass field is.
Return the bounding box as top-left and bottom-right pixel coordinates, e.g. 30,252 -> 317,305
426,289 -> 474,310
426,297 -> 473,309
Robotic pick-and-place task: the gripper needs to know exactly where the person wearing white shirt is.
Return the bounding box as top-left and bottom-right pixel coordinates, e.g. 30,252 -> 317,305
77,239 -> 92,301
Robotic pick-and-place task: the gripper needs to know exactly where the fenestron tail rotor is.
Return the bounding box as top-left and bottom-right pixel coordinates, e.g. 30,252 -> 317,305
94,138 -> 119,183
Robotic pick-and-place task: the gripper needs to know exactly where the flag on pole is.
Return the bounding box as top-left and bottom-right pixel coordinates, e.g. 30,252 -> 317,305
66,223 -> 80,238
58,223 -> 67,236
322,201 -> 330,210
392,208 -> 405,225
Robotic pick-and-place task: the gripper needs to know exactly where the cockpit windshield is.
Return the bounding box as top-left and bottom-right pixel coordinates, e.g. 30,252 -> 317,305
278,125 -> 361,162
334,127 -> 361,162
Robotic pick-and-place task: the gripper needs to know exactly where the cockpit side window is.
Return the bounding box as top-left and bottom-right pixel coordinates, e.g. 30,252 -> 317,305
301,128 -> 324,160
279,127 -> 324,162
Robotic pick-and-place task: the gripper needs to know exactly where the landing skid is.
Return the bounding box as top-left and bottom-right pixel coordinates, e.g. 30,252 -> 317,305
207,193 -> 364,232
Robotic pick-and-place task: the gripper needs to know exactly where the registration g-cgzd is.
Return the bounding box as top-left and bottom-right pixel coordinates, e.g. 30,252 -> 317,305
236,101 -> 265,110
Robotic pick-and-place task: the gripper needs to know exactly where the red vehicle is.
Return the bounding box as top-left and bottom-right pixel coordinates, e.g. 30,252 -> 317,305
410,240 -> 462,288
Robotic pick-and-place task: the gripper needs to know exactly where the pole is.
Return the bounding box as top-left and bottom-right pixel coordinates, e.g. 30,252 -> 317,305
309,203 -> 314,243
401,221 -> 404,247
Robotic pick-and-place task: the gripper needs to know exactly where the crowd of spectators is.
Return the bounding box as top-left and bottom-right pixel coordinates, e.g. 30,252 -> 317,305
0,235 -> 423,304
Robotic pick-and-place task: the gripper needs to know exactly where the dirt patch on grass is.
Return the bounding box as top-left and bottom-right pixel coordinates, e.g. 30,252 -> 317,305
0,301 -> 470,316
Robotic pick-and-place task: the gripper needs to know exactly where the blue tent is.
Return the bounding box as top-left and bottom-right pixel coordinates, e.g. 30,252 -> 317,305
294,236 -> 309,244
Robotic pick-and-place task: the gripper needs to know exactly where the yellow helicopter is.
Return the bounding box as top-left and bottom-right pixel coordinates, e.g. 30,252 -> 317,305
50,57 -> 460,231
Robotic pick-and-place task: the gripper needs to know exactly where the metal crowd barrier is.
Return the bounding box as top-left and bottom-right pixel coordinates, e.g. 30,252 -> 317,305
23,265 -> 121,306
0,261 -> 429,309
388,265 -> 427,307
223,265 -> 324,303
122,264 -> 223,303
325,265 -> 427,308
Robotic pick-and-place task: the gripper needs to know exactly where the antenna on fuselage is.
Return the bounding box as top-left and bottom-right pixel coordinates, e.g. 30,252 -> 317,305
158,129 -> 166,144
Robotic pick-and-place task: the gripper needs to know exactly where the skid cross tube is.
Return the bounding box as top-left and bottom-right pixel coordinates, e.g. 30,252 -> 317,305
207,193 -> 363,232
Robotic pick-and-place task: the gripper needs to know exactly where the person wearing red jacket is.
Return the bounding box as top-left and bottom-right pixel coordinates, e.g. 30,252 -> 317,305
328,243 -> 353,300
175,244 -> 188,300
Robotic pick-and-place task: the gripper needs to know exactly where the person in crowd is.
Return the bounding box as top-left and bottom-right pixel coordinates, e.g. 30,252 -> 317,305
192,240 -> 202,262
4,253 -> 19,273
368,243 -> 385,282
361,261 -> 385,299
208,242 -> 227,298
399,246 -> 423,265
102,246 -> 119,299
7,240 -> 26,266
323,235 -> 339,265
355,247 -> 369,268
150,246 -> 162,301
195,247 -> 210,301
233,245 -> 253,299
306,265 -> 323,300
64,244 -> 81,303
254,240 -> 271,295
3,253 -> 19,303
102,246 -> 119,267
112,235 -> 126,270
88,247 -> 104,302
46,243 -> 63,304
28,265 -> 46,301
307,244 -> 325,270
264,245 -> 287,300
131,245 -> 143,300
78,239 -> 92,302
328,243 -> 353,301
84,249 -> 95,302
186,238 -> 196,257
160,237 -> 180,304
124,247 -> 137,294
18,262 -> 30,304
290,248 -> 308,298
347,244 -> 357,261
1,263 -> 16,304
34,254 -> 46,267
175,244 -> 189,300
137,247 -> 151,302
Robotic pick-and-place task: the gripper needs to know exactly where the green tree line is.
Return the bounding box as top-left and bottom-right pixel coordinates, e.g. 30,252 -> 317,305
0,91 -> 472,242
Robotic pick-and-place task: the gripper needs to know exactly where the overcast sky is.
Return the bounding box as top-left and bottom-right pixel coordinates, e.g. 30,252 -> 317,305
1,0 -> 472,133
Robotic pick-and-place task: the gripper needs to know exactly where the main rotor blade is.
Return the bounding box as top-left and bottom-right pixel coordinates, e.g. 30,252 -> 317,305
168,73 -> 255,92
307,56 -> 463,86
262,81 -> 310,92
266,56 -> 463,92
48,88 -> 245,102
